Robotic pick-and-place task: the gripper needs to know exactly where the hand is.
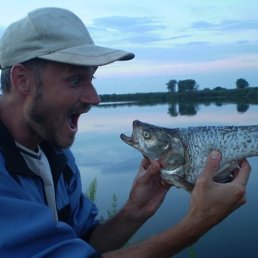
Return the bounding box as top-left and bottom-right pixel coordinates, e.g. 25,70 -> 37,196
125,158 -> 171,221
188,150 -> 251,230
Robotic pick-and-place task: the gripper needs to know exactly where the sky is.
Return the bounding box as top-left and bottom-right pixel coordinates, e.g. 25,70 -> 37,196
0,0 -> 258,94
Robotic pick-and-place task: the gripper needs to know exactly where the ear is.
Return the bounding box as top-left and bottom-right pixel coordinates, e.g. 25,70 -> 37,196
10,64 -> 31,95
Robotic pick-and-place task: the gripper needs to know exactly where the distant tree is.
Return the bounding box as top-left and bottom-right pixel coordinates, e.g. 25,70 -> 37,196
236,78 -> 249,89
214,86 -> 225,91
178,79 -> 197,92
166,79 -> 177,92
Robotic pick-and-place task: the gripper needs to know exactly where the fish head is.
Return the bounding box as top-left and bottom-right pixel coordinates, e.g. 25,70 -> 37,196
120,120 -> 185,170
120,120 -> 169,159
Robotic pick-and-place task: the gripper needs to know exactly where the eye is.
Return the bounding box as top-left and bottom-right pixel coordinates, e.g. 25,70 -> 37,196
142,130 -> 151,139
69,76 -> 81,87
69,75 -> 96,87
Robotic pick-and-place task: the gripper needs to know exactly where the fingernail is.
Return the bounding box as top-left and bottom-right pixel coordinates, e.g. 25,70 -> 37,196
211,150 -> 220,160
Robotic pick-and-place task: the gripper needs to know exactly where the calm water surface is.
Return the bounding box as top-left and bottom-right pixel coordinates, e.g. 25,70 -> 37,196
72,102 -> 258,258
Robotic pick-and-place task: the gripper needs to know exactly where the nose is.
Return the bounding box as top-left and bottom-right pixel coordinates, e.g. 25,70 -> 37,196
80,84 -> 101,105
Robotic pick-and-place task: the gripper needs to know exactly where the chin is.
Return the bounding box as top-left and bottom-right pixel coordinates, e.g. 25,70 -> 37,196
48,135 -> 75,149
59,137 -> 75,149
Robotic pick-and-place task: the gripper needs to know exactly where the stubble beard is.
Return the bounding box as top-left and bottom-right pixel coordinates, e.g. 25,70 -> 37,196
27,88 -> 75,149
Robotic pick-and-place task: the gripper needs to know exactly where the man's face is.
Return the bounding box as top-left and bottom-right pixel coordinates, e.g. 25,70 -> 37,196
25,61 -> 100,148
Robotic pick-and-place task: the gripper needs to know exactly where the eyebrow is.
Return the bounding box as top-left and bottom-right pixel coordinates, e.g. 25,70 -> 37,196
67,65 -> 98,73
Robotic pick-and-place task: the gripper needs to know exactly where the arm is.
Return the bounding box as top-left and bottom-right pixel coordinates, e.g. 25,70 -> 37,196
90,151 -> 251,257
89,158 -> 171,251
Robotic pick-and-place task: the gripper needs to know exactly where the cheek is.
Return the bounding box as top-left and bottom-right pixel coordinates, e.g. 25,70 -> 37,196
41,95 -> 69,115
139,140 -> 155,157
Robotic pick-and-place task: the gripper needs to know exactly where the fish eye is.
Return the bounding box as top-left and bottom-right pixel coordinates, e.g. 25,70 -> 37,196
142,130 -> 151,139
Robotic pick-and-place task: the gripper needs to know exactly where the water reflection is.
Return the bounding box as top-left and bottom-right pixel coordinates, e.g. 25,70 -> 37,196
237,103 -> 250,113
170,102 -> 199,116
168,102 -> 252,116
98,99 -> 252,117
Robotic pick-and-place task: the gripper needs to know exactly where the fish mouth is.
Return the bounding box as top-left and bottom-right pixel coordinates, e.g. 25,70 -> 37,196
120,133 -> 138,147
120,120 -> 140,147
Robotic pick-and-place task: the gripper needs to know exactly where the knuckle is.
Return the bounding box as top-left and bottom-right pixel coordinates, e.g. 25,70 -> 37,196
235,185 -> 246,198
207,161 -> 220,170
150,161 -> 161,172
195,176 -> 207,187
241,197 -> 247,205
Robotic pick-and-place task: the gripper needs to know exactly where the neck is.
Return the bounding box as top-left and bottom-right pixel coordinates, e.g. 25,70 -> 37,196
0,95 -> 41,150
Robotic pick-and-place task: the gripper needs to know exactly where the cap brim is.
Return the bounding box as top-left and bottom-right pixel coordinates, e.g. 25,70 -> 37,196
38,44 -> 135,66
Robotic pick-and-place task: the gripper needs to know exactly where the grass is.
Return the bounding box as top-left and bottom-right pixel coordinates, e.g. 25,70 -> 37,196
188,246 -> 197,258
85,177 -> 118,220
86,177 -> 97,202
107,194 -> 118,219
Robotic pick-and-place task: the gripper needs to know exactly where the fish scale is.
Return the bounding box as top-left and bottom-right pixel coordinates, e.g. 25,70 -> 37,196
178,126 -> 258,185
120,120 -> 258,191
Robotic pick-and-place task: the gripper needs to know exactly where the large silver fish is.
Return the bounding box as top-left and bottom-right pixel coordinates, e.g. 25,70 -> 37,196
120,120 -> 258,191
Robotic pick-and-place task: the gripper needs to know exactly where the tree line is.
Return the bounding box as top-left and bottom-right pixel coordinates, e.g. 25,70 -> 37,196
166,78 -> 249,93
100,77 -> 258,104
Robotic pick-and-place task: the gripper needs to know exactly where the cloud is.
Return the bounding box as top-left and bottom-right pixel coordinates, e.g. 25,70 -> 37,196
96,51 -> 258,81
92,16 -> 166,32
88,14 -> 258,53
129,39 -> 258,64
190,19 -> 258,31
88,16 -> 170,46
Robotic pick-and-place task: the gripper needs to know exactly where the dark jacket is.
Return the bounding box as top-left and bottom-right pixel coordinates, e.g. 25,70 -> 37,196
0,121 -> 100,257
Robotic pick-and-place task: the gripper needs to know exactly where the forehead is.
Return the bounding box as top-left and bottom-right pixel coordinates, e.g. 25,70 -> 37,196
43,61 -> 98,74
65,64 -> 98,73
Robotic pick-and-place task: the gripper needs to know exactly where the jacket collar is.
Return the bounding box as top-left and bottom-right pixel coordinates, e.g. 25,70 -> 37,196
0,120 -> 67,186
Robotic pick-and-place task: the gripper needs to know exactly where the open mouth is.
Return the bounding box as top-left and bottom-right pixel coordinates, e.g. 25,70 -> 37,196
67,113 -> 80,131
66,105 -> 91,133
120,121 -> 139,147
120,133 -> 132,144
120,133 -> 139,147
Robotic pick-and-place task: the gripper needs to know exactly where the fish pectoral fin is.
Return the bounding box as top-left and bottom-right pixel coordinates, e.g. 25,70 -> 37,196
161,170 -> 194,192
213,161 -> 239,183
173,175 -> 194,192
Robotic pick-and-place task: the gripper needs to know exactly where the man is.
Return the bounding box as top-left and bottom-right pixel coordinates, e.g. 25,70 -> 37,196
0,7 -> 251,258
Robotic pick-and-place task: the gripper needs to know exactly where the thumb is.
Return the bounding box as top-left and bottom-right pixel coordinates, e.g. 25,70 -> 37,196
149,160 -> 162,175
200,150 -> 222,179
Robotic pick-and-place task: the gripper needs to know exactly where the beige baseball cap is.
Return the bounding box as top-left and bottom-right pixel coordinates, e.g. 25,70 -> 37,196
0,7 -> 135,69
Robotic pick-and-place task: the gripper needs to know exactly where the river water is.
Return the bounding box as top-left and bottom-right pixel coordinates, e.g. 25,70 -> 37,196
71,102 -> 258,258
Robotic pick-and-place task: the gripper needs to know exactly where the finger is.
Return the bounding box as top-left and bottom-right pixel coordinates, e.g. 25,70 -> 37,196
148,160 -> 161,175
141,157 -> 151,170
200,150 -> 222,178
137,159 -> 160,178
160,178 -> 172,190
234,159 -> 251,186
